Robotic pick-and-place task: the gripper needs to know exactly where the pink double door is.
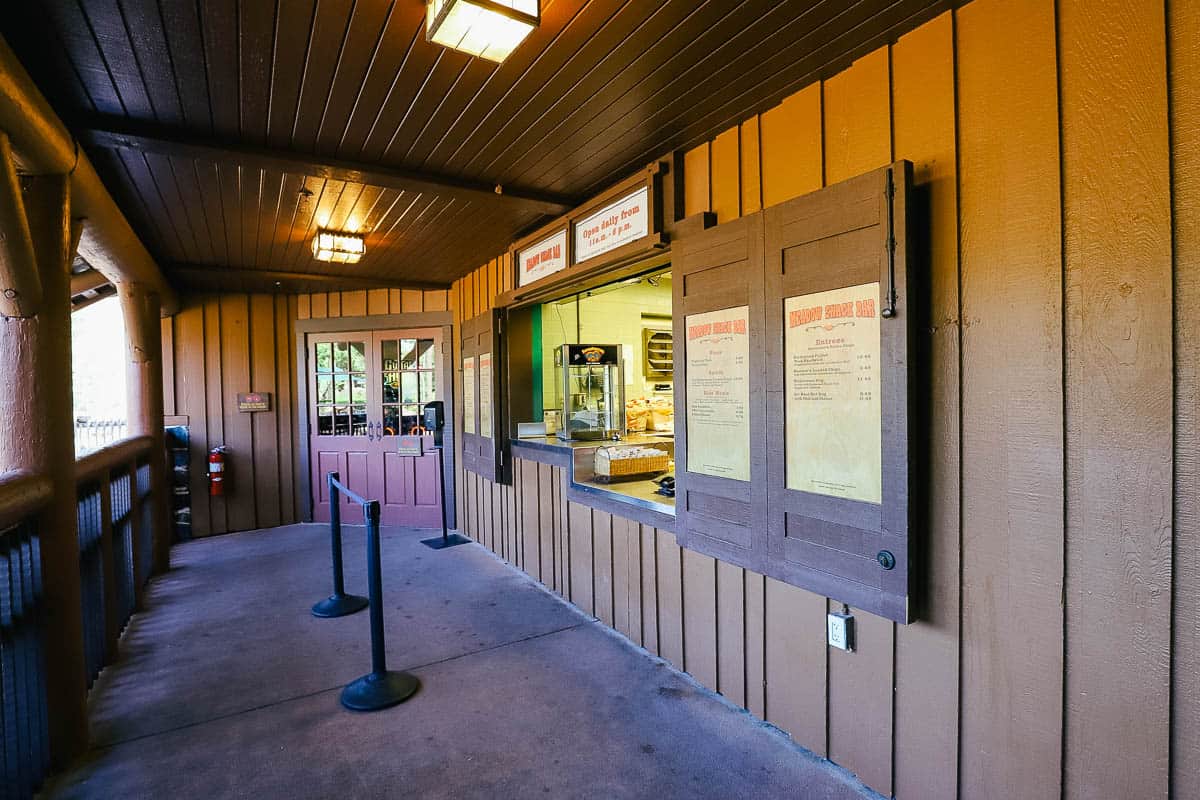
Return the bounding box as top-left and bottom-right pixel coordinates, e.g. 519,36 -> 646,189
308,328 -> 444,528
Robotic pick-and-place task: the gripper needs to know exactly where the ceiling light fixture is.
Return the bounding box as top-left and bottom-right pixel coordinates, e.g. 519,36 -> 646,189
311,229 -> 365,264
426,0 -> 539,64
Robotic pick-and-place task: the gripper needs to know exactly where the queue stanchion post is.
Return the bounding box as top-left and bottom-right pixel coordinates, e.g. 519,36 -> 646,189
340,499 -> 420,711
311,471 -> 369,618
421,445 -> 470,550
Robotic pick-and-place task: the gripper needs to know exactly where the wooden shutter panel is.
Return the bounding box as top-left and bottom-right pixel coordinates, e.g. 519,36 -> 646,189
460,310 -> 501,481
673,212 -> 769,571
763,162 -> 913,623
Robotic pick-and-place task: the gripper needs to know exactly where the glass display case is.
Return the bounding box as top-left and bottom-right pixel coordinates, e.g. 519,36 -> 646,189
556,344 -> 625,441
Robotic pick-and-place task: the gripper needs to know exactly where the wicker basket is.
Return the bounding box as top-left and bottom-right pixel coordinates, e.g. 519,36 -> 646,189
594,446 -> 670,479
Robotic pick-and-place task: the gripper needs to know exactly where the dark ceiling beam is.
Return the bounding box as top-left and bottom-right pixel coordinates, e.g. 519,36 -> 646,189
79,119 -> 576,217
70,268 -> 110,296
169,265 -> 450,293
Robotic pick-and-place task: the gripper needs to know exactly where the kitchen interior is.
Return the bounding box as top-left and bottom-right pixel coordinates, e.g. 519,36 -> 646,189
518,265 -> 676,514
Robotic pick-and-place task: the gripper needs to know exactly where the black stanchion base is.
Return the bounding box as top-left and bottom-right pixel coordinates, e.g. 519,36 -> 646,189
420,533 -> 472,550
340,670 -> 420,711
311,594 -> 370,618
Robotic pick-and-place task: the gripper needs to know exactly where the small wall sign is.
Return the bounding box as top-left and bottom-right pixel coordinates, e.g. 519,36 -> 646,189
397,435 -> 425,457
574,185 -> 649,263
236,392 -> 271,412
518,229 -> 568,286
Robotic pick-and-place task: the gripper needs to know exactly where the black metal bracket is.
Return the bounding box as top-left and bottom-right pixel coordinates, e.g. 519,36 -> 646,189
882,168 -> 898,319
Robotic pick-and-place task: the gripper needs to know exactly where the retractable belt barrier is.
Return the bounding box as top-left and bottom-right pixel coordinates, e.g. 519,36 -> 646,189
314,471 -> 420,712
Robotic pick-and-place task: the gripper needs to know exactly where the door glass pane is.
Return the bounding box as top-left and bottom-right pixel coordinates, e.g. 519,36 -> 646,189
383,373 -> 399,403
318,407 -> 334,435
402,405 -> 422,433
316,342 -> 332,372
401,372 -> 418,403
381,339 -> 398,371
400,339 -> 417,369
334,407 -> 350,435
419,371 -> 435,402
317,375 -> 333,403
351,375 -> 366,404
351,406 -> 368,435
417,339 -> 435,369
334,376 -> 349,404
334,342 -> 349,372
350,342 -> 367,373
383,406 -> 399,436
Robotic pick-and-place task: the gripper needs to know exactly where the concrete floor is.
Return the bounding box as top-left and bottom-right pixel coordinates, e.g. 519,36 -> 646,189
47,524 -> 879,799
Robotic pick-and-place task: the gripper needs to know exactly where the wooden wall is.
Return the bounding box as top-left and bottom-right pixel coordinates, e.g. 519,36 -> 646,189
449,2 -> 1197,798
162,287 -> 449,537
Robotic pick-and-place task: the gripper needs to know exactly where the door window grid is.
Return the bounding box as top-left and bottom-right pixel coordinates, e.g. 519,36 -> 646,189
315,340 -> 368,436
381,338 -> 436,436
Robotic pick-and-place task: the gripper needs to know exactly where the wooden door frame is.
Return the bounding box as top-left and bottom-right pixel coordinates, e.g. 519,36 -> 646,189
294,311 -> 455,526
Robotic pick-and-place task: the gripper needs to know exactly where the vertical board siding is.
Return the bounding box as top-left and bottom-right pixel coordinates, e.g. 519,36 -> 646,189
957,0 -> 1065,797
169,293 -> 299,536
890,12 -> 960,800
1172,1 -> 1200,796
1059,2 -> 1173,797
821,46 -> 895,797
443,6 -> 1192,798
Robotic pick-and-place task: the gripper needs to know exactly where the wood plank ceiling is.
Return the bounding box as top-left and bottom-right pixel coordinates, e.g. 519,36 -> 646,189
3,0 -> 957,292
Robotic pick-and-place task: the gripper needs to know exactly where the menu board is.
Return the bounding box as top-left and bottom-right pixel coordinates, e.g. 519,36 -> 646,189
463,356 -> 476,435
685,306 -> 751,481
478,352 -> 492,439
784,282 -> 881,504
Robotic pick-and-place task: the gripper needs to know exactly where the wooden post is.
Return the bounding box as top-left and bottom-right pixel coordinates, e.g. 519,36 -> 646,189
0,172 -> 88,765
119,281 -> 170,575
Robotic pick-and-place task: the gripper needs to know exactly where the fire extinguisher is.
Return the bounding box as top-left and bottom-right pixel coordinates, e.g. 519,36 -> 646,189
208,447 -> 227,496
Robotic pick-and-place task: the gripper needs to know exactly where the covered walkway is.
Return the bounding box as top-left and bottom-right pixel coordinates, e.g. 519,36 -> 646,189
45,524 -> 871,799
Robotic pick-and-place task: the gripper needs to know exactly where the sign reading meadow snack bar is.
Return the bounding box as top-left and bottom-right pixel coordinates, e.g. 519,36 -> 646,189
574,186 -> 649,263
517,229 -> 568,287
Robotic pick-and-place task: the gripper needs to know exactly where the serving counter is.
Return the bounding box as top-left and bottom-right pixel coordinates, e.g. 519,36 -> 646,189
510,432 -> 676,531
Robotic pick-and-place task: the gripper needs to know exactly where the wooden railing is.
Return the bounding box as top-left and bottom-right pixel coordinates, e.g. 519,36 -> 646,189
74,435 -> 154,689
0,469 -> 53,800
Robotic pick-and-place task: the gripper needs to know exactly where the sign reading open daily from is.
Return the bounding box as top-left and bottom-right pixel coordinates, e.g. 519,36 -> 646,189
518,229 -> 568,287
574,186 -> 648,263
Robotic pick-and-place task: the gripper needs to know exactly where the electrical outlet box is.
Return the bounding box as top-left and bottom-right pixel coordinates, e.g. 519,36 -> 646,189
827,610 -> 855,652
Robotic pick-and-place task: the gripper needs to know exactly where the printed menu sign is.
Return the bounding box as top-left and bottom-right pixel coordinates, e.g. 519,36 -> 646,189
784,282 -> 882,504
478,352 -> 492,439
574,186 -> 649,263
463,356 -> 476,435
685,306 -> 751,482
518,229 -> 568,287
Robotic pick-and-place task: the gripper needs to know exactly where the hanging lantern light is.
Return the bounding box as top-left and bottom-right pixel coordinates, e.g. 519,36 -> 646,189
426,0 -> 539,64
311,229 -> 366,264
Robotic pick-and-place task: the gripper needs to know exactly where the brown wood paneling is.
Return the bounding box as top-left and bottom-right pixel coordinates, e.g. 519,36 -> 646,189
593,510 -> 615,628
890,12 -> 960,800
366,289 -> 389,316
297,294 -> 311,320
175,303 -> 210,537
682,548 -> 718,692
1172,2 -> 1200,794
743,571 -> 766,718
203,297 -> 227,534
715,560 -> 744,706
1060,2 -> 1172,796
683,143 -> 710,218
710,127 -> 740,224
957,0 -> 1064,795
819,48 -> 894,796
538,463 -> 556,589
220,294 -> 256,532
760,84 -> 823,208
568,501 -> 594,613
612,514 -> 634,641
161,317 -> 176,416
739,116 -> 762,217
763,577 -> 826,755
656,530 -> 684,668
276,294 -> 297,525
249,294 -> 280,529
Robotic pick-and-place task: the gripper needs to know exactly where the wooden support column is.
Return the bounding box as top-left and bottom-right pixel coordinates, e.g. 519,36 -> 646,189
0,172 -> 88,765
119,281 -> 171,576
